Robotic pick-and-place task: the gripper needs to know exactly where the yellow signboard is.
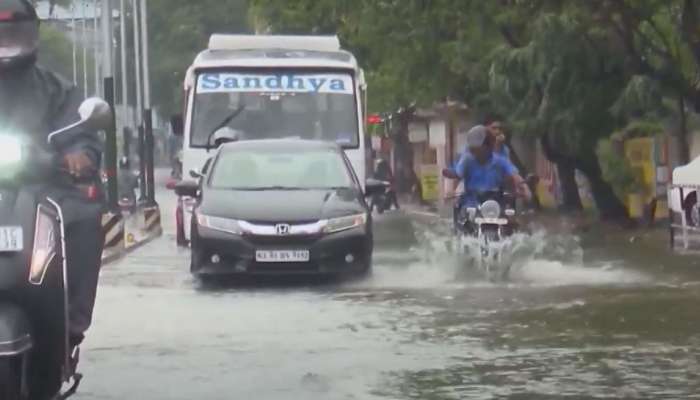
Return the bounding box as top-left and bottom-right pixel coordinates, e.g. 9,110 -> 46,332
419,164 -> 440,202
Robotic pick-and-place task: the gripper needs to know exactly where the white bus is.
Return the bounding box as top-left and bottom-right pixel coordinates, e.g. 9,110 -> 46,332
173,34 -> 368,244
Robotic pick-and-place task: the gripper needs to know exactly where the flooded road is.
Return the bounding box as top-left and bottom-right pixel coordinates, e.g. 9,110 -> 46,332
75,184 -> 700,400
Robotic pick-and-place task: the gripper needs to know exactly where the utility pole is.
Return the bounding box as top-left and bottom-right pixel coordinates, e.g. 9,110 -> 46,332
119,0 -> 130,159
132,0 -> 145,200
102,0 -> 118,210
140,0 -> 156,206
82,0 -> 88,97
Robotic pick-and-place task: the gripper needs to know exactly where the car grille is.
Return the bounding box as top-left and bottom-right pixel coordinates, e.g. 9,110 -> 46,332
245,234 -> 321,246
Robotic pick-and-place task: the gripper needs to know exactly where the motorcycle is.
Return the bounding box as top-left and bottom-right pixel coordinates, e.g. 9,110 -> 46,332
368,180 -> 394,214
453,190 -> 518,280
0,98 -> 112,399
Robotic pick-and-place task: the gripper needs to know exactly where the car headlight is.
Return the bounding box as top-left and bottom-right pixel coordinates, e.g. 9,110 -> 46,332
0,135 -> 23,164
29,206 -> 57,285
196,214 -> 244,235
480,200 -> 501,219
323,213 -> 367,234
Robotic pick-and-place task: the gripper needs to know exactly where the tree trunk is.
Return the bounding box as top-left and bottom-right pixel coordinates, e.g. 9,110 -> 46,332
556,162 -> 583,212
577,159 -> 630,221
678,95 -> 691,165
391,111 -> 415,194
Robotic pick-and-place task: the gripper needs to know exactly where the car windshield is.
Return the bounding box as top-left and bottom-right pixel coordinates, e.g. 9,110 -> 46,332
191,71 -> 359,148
209,147 -> 353,190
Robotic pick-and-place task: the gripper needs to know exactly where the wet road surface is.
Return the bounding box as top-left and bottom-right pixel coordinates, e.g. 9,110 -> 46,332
74,182 -> 700,400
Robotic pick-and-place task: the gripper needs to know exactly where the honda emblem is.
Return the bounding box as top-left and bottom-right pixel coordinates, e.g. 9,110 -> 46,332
275,224 -> 291,236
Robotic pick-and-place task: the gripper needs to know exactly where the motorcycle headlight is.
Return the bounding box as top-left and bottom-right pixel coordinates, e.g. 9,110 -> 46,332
480,200 -> 502,219
323,213 -> 367,234
29,206 -> 57,285
0,135 -> 23,165
196,213 -> 244,235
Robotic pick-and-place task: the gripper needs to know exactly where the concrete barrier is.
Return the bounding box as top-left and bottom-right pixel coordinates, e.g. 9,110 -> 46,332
101,204 -> 163,264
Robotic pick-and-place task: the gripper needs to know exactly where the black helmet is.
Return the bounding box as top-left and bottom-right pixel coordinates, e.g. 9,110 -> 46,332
0,0 -> 39,70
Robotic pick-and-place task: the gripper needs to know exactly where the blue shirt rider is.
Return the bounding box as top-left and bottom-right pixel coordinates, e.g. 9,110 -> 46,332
444,125 -> 531,208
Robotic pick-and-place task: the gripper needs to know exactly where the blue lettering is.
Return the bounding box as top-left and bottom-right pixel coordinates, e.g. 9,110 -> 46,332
243,77 -> 262,89
224,77 -> 239,89
308,78 -> 326,92
201,74 -> 220,90
286,75 -> 304,90
329,79 -> 346,92
265,75 -> 283,89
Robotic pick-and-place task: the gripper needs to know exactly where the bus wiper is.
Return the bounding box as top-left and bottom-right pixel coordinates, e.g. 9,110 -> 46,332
240,186 -> 307,191
205,104 -> 246,151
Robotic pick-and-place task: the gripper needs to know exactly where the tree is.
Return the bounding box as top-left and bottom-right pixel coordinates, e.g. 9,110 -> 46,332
148,0 -> 250,116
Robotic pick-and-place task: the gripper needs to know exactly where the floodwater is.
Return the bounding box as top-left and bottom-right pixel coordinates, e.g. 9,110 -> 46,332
74,182 -> 700,400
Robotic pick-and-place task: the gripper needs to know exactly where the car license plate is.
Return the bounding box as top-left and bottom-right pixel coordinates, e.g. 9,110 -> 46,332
475,217 -> 508,225
255,250 -> 310,263
0,227 -> 23,252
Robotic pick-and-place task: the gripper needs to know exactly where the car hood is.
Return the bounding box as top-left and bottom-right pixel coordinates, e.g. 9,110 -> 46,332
199,188 -> 364,222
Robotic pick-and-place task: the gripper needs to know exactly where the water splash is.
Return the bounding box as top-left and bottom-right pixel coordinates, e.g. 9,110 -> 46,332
371,219 -> 649,288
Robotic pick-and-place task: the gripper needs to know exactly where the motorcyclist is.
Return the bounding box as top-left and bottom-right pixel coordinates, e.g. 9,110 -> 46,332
0,0 -> 103,348
484,116 -> 511,161
444,125 -> 531,212
373,158 -> 400,210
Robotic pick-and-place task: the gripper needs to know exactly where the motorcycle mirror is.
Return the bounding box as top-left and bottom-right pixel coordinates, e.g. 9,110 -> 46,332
47,97 -> 113,144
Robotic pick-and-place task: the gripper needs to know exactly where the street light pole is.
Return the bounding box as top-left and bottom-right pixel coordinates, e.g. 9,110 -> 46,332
82,0 -> 88,97
102,0 -> 118,210
93,1 -> 101,96
140,0 -> 156,205
119,0 -> 130,158
132,0 -> 145,200
71,4 -> 77,84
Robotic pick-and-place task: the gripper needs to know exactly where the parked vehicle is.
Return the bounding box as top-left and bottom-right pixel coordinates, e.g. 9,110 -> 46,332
175,139 -> 385,280
0,98 -> 111,399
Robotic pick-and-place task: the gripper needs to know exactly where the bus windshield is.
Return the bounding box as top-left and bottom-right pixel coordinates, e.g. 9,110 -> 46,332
191,71 -> 359,149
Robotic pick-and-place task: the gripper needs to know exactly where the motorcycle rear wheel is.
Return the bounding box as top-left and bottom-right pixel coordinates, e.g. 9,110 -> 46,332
0,357 -> 24,400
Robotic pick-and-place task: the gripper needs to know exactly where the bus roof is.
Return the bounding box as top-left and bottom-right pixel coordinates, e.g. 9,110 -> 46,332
185,35 -> 363,88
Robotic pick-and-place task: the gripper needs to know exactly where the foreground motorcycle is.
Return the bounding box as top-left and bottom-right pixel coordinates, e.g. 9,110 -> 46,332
453,190 -> 518,280
0,98 -> 112,399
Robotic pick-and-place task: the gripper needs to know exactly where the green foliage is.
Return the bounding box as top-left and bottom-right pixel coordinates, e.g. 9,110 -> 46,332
597,139 -> 641,198
38,24 -> 73,78
149,0 -> 250,116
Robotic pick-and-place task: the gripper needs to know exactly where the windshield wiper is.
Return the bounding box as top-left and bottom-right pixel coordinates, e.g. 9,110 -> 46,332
205,104 -> 246,151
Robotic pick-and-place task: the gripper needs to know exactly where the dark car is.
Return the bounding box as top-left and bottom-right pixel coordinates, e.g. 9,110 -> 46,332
175,139 -> 385,278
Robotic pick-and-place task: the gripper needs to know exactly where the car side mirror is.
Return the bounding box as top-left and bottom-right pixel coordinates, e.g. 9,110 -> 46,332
189,169 -> 203,179
171,114 -> 184,137
174,180 -> 199,197
365,178 -> 388,197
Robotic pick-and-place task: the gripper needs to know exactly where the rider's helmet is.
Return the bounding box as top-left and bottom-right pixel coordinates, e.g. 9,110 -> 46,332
0,0 -> 39,70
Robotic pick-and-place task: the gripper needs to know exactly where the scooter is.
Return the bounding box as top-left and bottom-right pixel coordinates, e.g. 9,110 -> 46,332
0,98 -> 112,400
